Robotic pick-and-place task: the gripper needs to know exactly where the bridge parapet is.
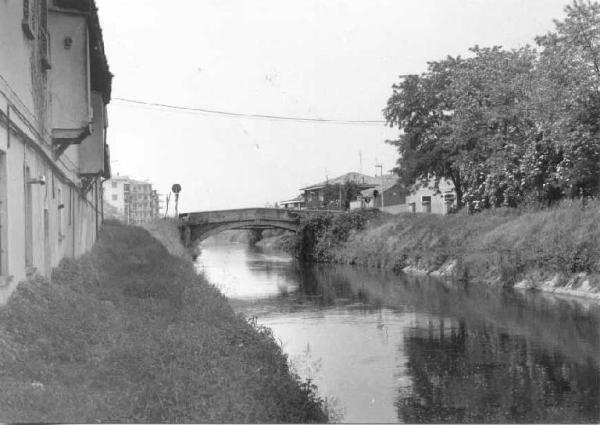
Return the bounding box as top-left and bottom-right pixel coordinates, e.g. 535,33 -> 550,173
179,207 -> 342,245
180,208 -> 303,225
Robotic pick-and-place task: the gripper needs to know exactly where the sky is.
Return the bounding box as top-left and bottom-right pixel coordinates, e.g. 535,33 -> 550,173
96,0 -> 574,212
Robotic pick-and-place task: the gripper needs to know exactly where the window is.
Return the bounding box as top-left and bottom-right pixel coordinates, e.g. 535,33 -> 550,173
112,194 -> 118,201
22,0 -> 37,40
422,196 -> 432,213
57,188 -> 63,241
0,152 -> 7,275
68,187 -> 72,225
111,182 -> 117,188
24,166 -> 33,267
39,0 -> 50,71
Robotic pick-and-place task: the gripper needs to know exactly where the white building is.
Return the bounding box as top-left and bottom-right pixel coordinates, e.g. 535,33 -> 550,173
104,176 -> 161,225
0,0 -> 112,303
350,176 -> 456,215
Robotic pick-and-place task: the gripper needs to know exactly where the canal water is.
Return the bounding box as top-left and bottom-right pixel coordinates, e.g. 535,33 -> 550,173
196,241 -> 600,423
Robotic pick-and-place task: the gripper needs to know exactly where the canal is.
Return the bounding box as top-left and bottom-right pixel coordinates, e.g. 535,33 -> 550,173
196,241 -> 600,423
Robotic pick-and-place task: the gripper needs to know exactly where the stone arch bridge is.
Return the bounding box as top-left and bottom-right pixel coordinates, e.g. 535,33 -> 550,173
179,208 -> 339,246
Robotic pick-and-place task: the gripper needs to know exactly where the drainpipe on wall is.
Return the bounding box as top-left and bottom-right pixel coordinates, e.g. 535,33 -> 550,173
72,189 -> 76,258
94,179 -> 99,237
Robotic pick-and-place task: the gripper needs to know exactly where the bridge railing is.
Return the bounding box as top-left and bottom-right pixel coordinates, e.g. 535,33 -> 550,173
180,207 -> 344,224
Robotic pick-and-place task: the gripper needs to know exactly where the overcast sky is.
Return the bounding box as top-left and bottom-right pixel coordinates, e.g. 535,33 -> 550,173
96,0 -> 574,212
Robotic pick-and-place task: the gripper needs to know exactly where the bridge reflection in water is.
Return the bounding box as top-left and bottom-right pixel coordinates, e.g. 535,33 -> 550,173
179,208 -> 340,245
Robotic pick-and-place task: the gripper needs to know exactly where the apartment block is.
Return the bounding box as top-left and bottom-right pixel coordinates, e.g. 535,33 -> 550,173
104,175 -> 161,225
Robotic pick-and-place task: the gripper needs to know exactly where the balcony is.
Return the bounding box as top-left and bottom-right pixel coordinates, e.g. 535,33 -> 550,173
79,92 -> 106,176
47,10 -> 92,158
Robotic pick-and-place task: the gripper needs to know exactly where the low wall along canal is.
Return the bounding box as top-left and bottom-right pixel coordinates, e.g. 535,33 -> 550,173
196,240 -> 600,424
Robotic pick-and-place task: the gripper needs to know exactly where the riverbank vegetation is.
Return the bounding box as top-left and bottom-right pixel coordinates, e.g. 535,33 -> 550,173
0,221 -> 328,423
385,1 -> 600,211
282,204 -> 600,299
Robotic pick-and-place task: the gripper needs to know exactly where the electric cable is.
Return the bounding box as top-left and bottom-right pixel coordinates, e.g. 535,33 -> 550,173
112,97 -> 387,126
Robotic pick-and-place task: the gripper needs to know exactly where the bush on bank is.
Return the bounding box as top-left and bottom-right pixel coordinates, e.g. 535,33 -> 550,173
0,221 -> 328,423
284,209 -> 382,262
285,203 -> 600,295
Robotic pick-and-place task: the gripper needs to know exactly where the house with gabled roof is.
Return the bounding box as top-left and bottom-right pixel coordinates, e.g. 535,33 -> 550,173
300,172 -> 381,210
280,194 -> 305,210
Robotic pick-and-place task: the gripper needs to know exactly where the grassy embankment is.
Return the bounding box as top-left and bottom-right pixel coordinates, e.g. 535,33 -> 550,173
281,202 -> 600,300
0,220 -> 328,423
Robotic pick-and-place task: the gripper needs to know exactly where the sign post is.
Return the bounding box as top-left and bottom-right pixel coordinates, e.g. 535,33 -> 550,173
171,183 -> 181,217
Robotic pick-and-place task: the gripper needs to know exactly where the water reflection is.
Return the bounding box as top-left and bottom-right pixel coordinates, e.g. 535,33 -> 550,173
398,319 -> 599,423
197,242 -> 600,423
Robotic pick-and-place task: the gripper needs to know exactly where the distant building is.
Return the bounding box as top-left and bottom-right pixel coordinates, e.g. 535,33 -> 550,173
351,176 -> 456,215
301,172 -> 383,210
350,175 -> 399,210
104,176 -> 161,224
280,194 -> 305,210
0,0 -> 111,302
404,178 -> 456,214
294,171 -> 456,214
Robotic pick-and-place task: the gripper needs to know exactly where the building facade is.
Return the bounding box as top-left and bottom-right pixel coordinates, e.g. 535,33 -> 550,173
350,176 -> 456,215
404,178 -> 456,214
280,194 -> 305,210
301,172 -> 385,210
0,0 -> 111,303
103,176 -> 161,225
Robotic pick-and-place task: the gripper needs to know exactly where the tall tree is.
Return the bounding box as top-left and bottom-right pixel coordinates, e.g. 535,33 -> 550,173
384,57 -> 466,206
527,0 -> 600,202
448,46 -> 537,208
384,48 -> 536,210
385,0 -> 600,210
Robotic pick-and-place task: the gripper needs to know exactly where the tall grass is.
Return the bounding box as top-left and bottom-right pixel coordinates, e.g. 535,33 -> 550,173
0,222 -> 328,423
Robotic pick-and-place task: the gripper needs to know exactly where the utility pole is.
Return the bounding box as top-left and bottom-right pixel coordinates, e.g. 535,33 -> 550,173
376,164 -> 384,210
359,151 -> 363,173
164,193 -> 171,218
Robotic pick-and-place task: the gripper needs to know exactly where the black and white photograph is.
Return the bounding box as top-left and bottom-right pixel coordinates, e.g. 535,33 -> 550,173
0,0 -> 599,423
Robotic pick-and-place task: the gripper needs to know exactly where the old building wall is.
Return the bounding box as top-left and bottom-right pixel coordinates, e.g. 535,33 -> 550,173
0,1 -> 109,304
0,0 -> 36,115
405,180 -> 455,214
0,125 -> 102,304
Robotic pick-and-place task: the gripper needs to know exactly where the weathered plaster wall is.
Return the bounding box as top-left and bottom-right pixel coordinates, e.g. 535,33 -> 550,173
0,2 -> 103,304
405,180 -> 455,214
0,0 -> 36,114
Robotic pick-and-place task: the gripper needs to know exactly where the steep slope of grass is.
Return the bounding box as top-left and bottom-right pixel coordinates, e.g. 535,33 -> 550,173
285,203 -> 600,298
0,221 -> 327,423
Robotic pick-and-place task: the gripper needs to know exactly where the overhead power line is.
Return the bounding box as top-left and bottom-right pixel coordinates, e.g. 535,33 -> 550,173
111,97 -> 387,126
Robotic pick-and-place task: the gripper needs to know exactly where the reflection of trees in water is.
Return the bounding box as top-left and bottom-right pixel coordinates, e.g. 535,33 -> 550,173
305,264 -> 600,369
397,318 -> 600,423
276,261 -> 599,423
286,263 -> 383,308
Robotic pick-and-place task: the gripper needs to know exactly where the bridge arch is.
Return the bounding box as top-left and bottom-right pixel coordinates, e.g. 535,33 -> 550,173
180,207 -> 341,247
180,208 -> 306,246
191,220 -> 298,243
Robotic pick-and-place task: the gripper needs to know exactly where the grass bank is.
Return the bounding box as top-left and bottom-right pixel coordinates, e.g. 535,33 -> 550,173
283,203 -> 600,300
0,221 -> 328,423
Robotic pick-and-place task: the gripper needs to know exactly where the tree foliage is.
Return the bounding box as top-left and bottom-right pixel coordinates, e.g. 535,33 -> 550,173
385,0 -> 600,210
321,181 -> 363,210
